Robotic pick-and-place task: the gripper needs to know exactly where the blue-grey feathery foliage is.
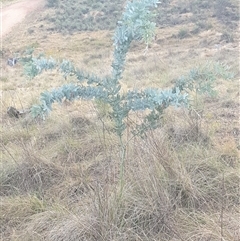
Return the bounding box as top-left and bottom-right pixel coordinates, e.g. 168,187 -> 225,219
24,0 -> 233,137
173,61 -> 234,96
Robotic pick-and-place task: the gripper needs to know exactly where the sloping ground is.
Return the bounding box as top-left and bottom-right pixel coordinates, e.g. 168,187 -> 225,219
1,0 -> 45,37
1,0 -> 239,240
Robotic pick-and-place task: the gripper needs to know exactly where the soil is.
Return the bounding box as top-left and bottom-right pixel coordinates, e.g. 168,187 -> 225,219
1,0 -> 45,37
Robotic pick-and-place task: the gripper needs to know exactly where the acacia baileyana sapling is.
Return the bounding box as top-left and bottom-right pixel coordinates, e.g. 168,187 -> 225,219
23,0 -> 233,138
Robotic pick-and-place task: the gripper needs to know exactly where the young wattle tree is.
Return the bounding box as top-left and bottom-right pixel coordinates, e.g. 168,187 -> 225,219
23,0 -> 233,155
22,0 -> 233,191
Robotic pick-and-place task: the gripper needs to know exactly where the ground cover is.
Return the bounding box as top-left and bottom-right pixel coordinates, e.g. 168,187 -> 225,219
1,0 -> 239,240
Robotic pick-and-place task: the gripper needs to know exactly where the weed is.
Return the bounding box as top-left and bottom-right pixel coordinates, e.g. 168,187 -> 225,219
27,28 -> 34,34
196,21 -> 213,30
46,0 -> 59,8
191,21 -> 213,34
220,31 -> 234,43
0,76 -> 8,82
214,0 -> 239,26
177,28 -> 190,39
45,0 -> 124,33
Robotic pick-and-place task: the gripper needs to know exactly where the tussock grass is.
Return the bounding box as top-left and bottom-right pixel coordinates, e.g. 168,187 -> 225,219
1,108 -> 239,240
1,0 -> 239,240
0,195 -> 47,238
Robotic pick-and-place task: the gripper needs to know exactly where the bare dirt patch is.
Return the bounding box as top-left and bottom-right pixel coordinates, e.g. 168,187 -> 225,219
1,0 -> 45,37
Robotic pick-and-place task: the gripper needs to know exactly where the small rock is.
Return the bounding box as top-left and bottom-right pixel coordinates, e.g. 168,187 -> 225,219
7,106 -> 20,118
7,58 -> 17,67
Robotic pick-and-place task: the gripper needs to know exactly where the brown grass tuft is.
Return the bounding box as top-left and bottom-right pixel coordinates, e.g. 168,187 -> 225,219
1,0 -> 239,240
0,159 -> 64,196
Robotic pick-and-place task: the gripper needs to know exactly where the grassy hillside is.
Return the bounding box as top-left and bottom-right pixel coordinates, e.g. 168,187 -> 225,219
1,0 -> 239,240
43,0 -> 239,34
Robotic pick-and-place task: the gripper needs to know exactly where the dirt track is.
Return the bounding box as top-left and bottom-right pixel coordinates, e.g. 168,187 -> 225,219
1,0 -> 45,37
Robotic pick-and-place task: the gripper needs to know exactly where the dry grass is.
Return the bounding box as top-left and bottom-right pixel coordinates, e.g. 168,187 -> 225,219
1,0 -> 240,240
